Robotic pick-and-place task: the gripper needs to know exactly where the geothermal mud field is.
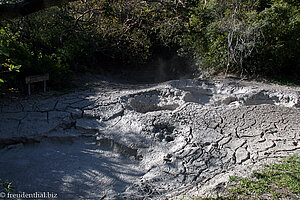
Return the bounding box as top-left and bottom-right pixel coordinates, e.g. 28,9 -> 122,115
0,78 -> 299,199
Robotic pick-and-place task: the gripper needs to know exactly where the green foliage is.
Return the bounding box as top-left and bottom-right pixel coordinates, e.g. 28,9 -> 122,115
0,0 -> 299,90
0,178 -> 14,193
0,7 -> 88,89
227,155 -> 300,199
254,1 -> 300,76
69,0 -> 185,64
1,0 -> 190,91
0,45 -> 22,88
189,155 -> 300,200
178,0 -> 300,78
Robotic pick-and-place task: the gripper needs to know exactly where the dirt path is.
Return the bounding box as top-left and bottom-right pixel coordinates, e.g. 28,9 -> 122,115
0,78 -> 299,199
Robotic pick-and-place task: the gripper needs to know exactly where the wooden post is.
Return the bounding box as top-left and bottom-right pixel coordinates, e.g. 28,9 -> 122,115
44,80 -> 46,92
28,83 -> 31,96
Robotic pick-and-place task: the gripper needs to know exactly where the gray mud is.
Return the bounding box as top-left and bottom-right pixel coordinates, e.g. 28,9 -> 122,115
0,78 -> 299,199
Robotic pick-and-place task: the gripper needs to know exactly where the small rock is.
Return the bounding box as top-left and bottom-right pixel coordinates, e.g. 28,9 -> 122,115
235,147 -> 250,164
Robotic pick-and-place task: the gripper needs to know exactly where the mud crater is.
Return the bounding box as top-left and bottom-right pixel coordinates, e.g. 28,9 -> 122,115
0,78 -> 299,199
128,90 -> 181,113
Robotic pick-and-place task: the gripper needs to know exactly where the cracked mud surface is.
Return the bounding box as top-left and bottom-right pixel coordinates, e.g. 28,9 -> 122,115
0,78 -> 299,199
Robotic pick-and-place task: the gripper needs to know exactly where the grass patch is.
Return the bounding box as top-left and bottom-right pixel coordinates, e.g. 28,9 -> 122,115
0,178 -> 14,193
190,155 -> 300,200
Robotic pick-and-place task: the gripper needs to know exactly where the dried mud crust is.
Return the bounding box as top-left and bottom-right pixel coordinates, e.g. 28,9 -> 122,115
0,78 -> 299,199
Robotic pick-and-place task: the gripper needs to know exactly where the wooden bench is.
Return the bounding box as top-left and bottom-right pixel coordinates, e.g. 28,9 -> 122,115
25,73 -> 49,95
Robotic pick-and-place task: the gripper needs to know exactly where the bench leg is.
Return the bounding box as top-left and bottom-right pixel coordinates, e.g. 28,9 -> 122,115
44,80 -> 47,92
28,84 -> 31,96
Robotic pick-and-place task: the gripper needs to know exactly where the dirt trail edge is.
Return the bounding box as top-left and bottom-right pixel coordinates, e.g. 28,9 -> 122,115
0,78 -> 299,199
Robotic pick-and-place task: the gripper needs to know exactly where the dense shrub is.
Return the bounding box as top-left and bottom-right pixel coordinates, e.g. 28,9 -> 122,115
177,0 -> 299,79
0,7 -> 96,89
255,1 -> 300,76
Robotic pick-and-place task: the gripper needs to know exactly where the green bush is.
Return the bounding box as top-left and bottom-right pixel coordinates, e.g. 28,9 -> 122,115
0,31 -> 23,90
254,1 -> 300,76
0,7 -> 95,89
178,0 -> 300,79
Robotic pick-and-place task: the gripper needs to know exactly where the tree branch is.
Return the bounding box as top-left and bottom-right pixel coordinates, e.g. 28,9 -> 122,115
0,0 -> 77,20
